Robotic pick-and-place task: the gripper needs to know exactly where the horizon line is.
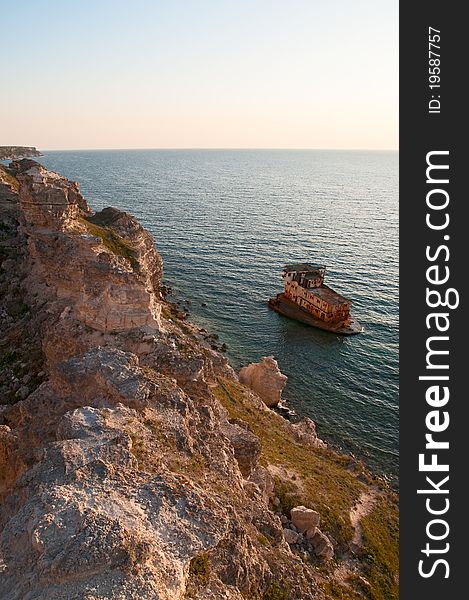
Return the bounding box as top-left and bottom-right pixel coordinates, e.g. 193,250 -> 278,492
35,146 -> 399,153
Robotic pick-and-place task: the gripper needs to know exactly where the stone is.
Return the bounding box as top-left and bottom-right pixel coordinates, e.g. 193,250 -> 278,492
12,161 -> 163,334
238,356 -> 288,407
309,529 -> 334,560
249,465 -> 275,501
16,386 -> 29,400
0,159 -> 369,598
305,527 -> 318,540
290,506 -> 320,533
221,421 -> 262,477
290,417 -> 326,449
12,159 -> 91,230
283,528 -> 299,545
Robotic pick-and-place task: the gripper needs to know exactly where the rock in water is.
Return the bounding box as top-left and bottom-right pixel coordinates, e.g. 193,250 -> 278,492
0,159 -> 396,599
238,356 -> 288,407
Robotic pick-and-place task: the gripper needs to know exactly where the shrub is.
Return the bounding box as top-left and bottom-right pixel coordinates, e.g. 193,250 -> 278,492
80,217 -> 139,270
189,553 -> 211,585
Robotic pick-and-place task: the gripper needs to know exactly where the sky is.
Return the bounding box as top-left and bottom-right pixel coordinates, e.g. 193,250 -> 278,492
0,0 -> 398,150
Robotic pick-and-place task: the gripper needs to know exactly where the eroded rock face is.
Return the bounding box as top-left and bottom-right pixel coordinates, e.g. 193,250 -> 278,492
220,421 -> 262,477
238,356 -> 288,408
11,160 -> 163,334
0,347 -> 289,599
0,162 -> 338,599
12,159 -> 91,230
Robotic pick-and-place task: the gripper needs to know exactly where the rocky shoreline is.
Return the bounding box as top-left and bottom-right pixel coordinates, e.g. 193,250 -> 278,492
0,160 -> 398,599
0,146 -> 42,161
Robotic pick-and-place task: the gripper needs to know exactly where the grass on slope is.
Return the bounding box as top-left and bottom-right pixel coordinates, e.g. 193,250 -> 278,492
213,376 -> 364,551
213,376 -> 399,600
80,216 -> 139,270
361,494 -> 399,600
0,164 -> 20,193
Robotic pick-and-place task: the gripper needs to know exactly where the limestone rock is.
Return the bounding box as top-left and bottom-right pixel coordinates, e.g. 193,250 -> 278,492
291,417 -> 327,449
0,425 -> 24,498
308,529 -> 334,561
12,159 -> 91,230
305,527 -> 319,540
290,506 -> 320,533
238,356 -> 287,407
0,146 -> 42,160
11,160 -> 163,334
0,160 -> 356,598
283,528 -> 299,545
249,465 -> 275,502
221,421 -> 262,477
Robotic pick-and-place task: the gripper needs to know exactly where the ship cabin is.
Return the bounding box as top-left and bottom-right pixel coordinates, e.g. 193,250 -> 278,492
282,263 -> 352,324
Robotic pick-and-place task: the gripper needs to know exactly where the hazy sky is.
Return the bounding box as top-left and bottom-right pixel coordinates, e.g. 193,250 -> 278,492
1,0 -> 398,150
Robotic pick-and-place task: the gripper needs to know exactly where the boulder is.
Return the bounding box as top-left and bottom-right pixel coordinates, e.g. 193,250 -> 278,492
290,506 -> 320,533
221,421 -> 261,477
283,528 -> 299,545
291,417 -> 326,449
238,356 -> 287,407
305,527 -> 318,540
308,529 -> 334,561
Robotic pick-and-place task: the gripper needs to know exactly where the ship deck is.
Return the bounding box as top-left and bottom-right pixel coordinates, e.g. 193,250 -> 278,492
268,293 -> 363,335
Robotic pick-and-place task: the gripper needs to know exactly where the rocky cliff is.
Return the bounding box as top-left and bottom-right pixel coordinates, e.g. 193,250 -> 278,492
0,161 -> 398,600
0,147 -> 42,161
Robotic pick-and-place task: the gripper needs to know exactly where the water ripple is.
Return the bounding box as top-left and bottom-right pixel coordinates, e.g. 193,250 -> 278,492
37,149 -> 398,477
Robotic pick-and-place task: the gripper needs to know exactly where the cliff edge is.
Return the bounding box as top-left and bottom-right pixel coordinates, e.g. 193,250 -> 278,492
0,161 -> 398,600
0,147 -> 42,161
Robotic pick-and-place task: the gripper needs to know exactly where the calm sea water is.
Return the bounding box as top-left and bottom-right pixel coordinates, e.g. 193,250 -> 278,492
34,150 -> 398,478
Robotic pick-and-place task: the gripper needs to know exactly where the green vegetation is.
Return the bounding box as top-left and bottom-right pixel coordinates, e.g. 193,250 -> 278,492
361,494 -> 399,600
319,578 -> 365,600
80,216 -> 139,270
213,376 -> 399,600
0,349 -> 17,368
213,377 -> 364,551
189,553 -> 211,585
263,584 -> 290,600
256,533 -> 271,547
273,478 -> 303,516
0,164 -> 20,192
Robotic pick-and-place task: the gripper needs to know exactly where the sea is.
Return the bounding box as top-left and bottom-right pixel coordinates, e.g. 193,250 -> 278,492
32,150 -> 398,479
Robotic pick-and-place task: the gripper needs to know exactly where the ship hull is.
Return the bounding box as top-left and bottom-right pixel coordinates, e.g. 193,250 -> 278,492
268,293 -> 363,335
